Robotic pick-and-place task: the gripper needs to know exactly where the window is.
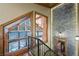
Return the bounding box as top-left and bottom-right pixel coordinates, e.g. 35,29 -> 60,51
4,15 -> 32,53
8,31 -> 28,52
20,39 -> 27,49
3,12 -> 48,55
9,41 -> 18,52
8,31 -> 18,41
35,13 -> 48,42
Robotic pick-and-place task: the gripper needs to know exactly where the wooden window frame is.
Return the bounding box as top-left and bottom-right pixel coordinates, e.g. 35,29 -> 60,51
8,31 -> 28,52
0,11 -> 48,56
3,11 -> 33,56
35,12 -> 48,43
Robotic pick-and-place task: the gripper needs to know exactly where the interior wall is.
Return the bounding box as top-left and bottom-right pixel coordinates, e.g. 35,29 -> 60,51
51,3 -> 77,56
78,3 -> 79,56
0,3 -> 51,53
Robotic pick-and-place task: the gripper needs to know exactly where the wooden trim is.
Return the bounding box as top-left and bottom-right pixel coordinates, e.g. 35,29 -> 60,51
31,11 -> 36,37
58,38 -> 67,56
35,12 -> 48,19
1,11 -> 48,56
36,3 -> 60,8
1,11 -> 33,27
3,11 -> 33,56
5,48 -> 28,56
54,37 -> 67,56
8,38 -> 27,43
29,11 -> 33,37
0,26 -> 4,55
35,12 -> 48,43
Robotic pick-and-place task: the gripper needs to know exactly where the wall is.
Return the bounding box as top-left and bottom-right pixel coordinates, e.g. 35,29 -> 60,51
51,3 -> 77,56
78,4 -> 79,56
0,3 -> 51,55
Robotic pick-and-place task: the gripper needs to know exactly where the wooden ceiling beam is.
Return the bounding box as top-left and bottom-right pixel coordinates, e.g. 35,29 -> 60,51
36,3 -> 60,8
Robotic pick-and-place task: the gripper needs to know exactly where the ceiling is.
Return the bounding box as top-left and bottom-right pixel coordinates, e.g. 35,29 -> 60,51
36,3 -> 60,8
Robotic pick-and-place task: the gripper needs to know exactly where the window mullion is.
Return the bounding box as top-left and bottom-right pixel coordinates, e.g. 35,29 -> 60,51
18,31 -> 20,49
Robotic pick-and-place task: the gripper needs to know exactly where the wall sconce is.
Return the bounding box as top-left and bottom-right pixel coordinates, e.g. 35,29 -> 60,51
75,36 -> 79,40
59,32 -> 62,38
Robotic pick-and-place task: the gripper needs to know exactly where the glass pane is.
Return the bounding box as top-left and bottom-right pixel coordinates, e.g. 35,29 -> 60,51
19,25 -> 25,30
37,37 -> 42,40
36,31 -> 43,36
9,41 -> 18,52
19,21 -> 25,30
26,26 -> 31,30
25,18 -> 31,31
19,31 -> 27,38
25,18 -> 31,26
26,31 -> 31,36
12,25 -> 18,30
9,31 -> 18,41
20,39 -> 27,49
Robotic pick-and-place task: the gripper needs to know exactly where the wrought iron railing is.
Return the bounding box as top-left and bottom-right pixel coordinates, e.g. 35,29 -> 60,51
27,36 -> 59,56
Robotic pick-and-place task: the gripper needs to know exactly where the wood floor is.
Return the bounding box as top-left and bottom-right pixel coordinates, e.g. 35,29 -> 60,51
23,52 -> 33,56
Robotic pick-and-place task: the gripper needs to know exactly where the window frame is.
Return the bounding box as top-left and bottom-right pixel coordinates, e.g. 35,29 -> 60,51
35,12 -> 48,43
8,31 -> 28,52
3,11 -> 33,55
2,11 -> 48,56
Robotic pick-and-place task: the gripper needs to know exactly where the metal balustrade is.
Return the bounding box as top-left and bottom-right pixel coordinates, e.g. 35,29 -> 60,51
28,36 -> 59,56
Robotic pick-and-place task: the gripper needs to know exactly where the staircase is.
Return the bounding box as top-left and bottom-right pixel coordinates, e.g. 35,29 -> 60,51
27,36 -> 59,56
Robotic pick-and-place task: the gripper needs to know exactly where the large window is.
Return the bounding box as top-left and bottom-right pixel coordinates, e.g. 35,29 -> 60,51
4,15 -> 32,53
3,12 -> 48,55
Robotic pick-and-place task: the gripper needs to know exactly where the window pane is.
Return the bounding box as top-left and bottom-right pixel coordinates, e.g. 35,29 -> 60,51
26,31 -> 31,36
19,31 -> 27,38
20,39 -> 27,49
19,25 -> 25,30
36,31 -> 43,36
36,31 -> 43,40
19,21 -> 25,30
9,41 -> 18,52
37,37 -> 42,40
11,25 -> 18,31
25,18 -> 31,31
25,18 -> 31,26
26,26 -> 31,30
9,31 -> 18,41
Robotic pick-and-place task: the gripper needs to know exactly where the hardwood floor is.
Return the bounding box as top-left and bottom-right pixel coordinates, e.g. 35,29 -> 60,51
23,52 -> 33,56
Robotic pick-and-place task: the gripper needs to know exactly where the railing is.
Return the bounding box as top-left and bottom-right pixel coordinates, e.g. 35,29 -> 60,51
28,36 -> 59,56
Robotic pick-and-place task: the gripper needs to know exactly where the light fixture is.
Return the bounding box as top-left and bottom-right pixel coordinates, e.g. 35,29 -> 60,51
75,36 -> 79,40
59,32 -> 62,38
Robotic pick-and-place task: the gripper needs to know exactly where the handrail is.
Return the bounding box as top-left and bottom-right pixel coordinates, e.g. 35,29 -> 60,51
28,36 -> 59,56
